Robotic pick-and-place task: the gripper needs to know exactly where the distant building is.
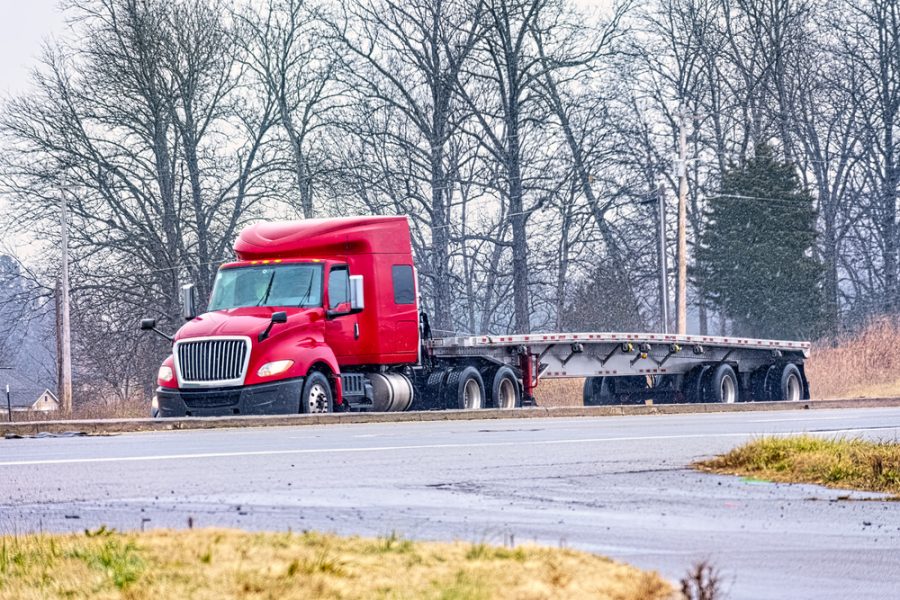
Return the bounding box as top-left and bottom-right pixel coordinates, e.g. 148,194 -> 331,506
0,371 -> 59,415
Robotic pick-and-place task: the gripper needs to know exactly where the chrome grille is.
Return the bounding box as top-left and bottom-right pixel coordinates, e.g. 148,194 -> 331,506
176,338 -> 249,384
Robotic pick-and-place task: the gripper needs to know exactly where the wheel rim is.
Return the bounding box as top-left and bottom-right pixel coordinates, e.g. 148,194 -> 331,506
307,383 -> 329,413
786,373 -> 801,401
497,378 -> 516,409
463,379 -> 481,410
721,375 -> 736,403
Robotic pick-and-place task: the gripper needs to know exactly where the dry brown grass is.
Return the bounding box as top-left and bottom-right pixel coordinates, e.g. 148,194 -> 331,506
805,318 -> 900,399
0,528 -> 671,600
3,400 -> 148,423
696,435 -> 900,496
533,378 -> 585,408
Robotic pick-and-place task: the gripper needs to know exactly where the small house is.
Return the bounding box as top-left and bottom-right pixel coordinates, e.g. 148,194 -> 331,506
0,371 -> 59,415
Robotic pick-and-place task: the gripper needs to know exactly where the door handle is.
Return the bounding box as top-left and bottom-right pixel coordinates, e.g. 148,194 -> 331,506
354,323 -> 360,340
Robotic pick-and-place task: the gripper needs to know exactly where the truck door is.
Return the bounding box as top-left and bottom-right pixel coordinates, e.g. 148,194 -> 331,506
324,264 -> 358,359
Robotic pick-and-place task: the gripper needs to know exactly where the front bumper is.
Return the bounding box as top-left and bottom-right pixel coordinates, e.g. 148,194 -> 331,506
156,377 -> 304,417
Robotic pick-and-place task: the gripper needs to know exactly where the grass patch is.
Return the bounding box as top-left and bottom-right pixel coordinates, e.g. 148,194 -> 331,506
0,528 -> 670,599
696,435 -> 900,496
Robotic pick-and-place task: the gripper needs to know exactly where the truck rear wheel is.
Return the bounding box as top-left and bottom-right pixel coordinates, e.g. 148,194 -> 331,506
490,366 -> 520,409
301,371 -> 333,414
444,366 -> 485,410
421,369 -> 448,410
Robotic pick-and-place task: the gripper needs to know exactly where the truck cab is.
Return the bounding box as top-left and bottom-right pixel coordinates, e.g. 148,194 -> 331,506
150,216 -> 420,417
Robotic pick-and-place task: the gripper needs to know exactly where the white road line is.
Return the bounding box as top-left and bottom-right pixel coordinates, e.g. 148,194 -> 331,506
0,427 -> 893,467
749,415 -> 886,423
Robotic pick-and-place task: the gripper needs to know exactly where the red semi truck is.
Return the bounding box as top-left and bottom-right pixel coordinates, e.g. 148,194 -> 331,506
143,216 -> 811,417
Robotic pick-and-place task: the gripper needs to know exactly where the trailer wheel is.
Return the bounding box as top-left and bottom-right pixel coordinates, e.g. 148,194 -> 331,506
751,365 -> 778,401
680,366 -> 707,403
776,364 -> 803,402
444,366 -> 485,410
706,364 -> 739,404
583,377 -> 618,405
490,366 -> 520,409
301,371 -> 333,414
583,377 -> 603,405
607,376 -> 651,404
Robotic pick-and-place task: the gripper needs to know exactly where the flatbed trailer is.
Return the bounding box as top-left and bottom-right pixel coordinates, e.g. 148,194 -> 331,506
422,331 -> 810,408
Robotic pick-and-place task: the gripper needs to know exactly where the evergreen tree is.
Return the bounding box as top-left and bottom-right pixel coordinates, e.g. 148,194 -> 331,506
697,144 -> 824,340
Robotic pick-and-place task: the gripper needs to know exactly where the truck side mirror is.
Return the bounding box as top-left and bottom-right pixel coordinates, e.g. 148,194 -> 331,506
349,275 -> 364,311
259,311 -> 288,342
139,318 -> 173,342
181,283 -> 197,321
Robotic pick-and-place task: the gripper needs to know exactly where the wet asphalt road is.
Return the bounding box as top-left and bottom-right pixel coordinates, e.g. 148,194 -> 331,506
1,407 -> 899,599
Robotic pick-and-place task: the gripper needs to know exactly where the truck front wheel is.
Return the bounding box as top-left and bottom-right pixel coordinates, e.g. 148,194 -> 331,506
301,371 -> 334,414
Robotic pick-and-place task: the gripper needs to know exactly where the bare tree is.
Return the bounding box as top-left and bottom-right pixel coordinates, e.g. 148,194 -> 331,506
238,0 -> 340,218
0,0 -> 278,403
331,0 -> 483,335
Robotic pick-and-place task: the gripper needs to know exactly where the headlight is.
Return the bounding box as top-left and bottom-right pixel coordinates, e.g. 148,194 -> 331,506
257,360 -> 294,378
158,365 -> 174,383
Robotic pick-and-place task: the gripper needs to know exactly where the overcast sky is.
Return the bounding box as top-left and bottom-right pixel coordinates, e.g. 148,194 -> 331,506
0,0 -> 609,95
0,0 -> 64,95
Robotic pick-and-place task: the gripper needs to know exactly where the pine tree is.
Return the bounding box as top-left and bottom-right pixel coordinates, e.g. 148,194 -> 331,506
697,144 -> 824,340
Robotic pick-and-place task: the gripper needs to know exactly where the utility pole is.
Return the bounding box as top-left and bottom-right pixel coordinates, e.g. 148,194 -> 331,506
675,106 -> 690,335
656,182 -> 670,333
58,194 -> 73,414
1,367 -> 12,423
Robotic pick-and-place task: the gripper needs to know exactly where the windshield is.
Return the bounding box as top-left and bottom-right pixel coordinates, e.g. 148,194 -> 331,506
207,264 -> 323,311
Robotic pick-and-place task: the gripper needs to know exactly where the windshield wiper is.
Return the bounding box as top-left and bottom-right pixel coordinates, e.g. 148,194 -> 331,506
298,274 -> 315,306
256,271 -> 276,306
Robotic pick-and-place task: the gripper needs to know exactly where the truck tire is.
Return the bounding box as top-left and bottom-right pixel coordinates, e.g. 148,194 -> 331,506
583,377 -> 616,405
444,366 -> 485,410
706,364 -> 739,404
607,376 -> 649,405
680,365 -> 709,403
421,369 -> 448,410
490,366 -> 520,409
301,371 -> 333,413
583,377 -> 603,405
751,365 -> 778,401
776,364 -> 803,401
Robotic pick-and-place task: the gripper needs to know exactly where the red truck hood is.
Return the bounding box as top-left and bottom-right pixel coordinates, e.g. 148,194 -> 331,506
175,307 -> 320,340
